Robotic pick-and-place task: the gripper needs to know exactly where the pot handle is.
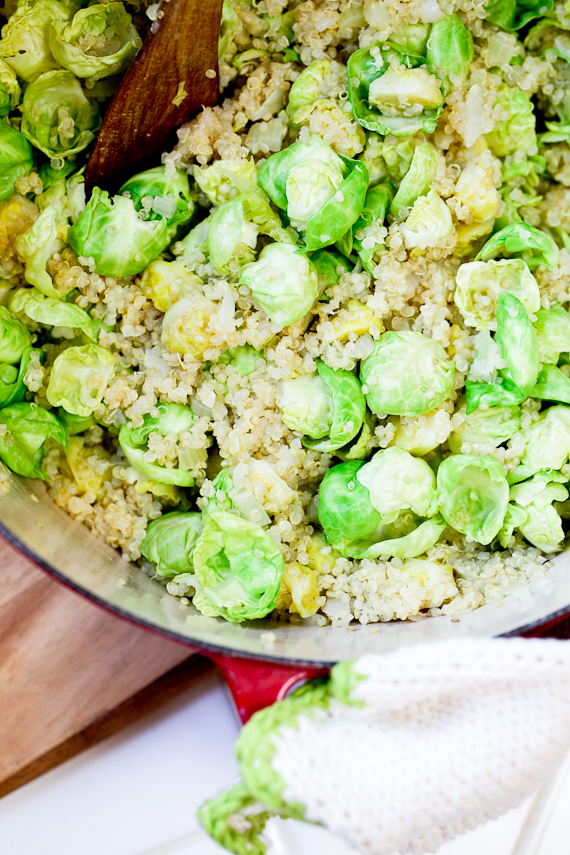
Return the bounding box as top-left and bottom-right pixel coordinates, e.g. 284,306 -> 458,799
209,651 -> 328,723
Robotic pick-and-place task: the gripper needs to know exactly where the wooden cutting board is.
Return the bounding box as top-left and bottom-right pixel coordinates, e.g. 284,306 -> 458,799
0,537 -> 215,798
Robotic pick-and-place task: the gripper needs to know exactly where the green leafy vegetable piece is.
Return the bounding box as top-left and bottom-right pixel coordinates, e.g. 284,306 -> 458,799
119,402 -> 201,487
0,401 -> 67,480
389,144 -> 438,217
47,344 -> 115,417
354,516 -> 445,559
239,243 -> 319,328
401,189 -> 453,250
448,403 -> 521,453
510,476 -> 568,552
533,304 -> 570,364
0,346 -> 39,408
214,345 -> 264,378
69,188 -> 171,277
0,123 -> 33,202
206,197 -> 258,275
426,14 -> 473,88
528,364 -> 570,404
0,0 -> 72,81
119,165 -> 194,232
351,183 -> 393,272
357,446 -> 438,520
0,58 -> 20,112
193,511 -> 284,622
516,406 -> 570,476
347,41 -> 444,137
10,287 -> 95,340
475,224 -> 559,270
437,453 -> 509,544
20,70 -> 100,159
465,374 -> 525,414
0,305 -> 31,363
318,460 -> 382,556
485,86 -> 536,157
218,0 -> 238,57
14,206 -> 64,299
49,2 -> 141,80
56,408 -> 94,435
141,511 -> 203,578
454,259 -> 540,331
360,330 -> 454,416
286,59 -> 331,122
485,0 -> 552,31
495,292 -> 539,395
310,248 -> 353,295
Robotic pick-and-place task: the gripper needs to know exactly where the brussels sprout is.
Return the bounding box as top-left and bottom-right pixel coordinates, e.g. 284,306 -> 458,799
533,304 -> 570,364
465,374 -> 525,414
215,345 -> 264,378
257,135 -> 368,251
119,402 -> 204,487
426,14 -> 473,88
515,406 -> 570,477
0,0 -> 72,81
201,467 -> 271,526
57,408 -> 94,436
175,216 -> 210,270
357,446 -> 438,520
161,292 -> 215,358
239,243 -> 319,328
218,0 -> 238,57
0,124 -> 33,202
48,3 -> 141,81
401,190 -> 453,250
448,403 -> 521,454
10,287 -> 95,340
318,460 -> 382,556
389,144 -> 438,218
276,562 -> 320,618
0,346 -> 39,408
389,23 -> 431,55
0,83 -> 10,118
528,364 -> 570,404
0,401 -> 67,480
485,0 -> 552,31
437,454 -> 509,544
140,259 -> 199,313
69,189 -> 171,277
286,59 -> 331,123
495,292 -> 539,395
454,259 -> 540,331
336,409 -> 376,461
310,249 -> 353,294
37,158 -> 76,191
509,476 -> 568,552
485,86 -> 536,157
141,511 -> 203,578
360,330 -> 455,417
0,59 -> 20,111
206,198 -> 258,275
194,157 -> 257,207
356,516 -> 446,560
352,183 -> 393,273
496,154 -> 544,231
20,70 -> 100,159
119,166 -> 194,232
278,361 -> 366,452
222,170 -> 297,245
192,511 -> 284,622
0,305 -> 31,363
47,344 -> 114,417
475,224 -> 559,270
347,42 -> 444,137
454,161 -> 501,223
14,206 -> 65,299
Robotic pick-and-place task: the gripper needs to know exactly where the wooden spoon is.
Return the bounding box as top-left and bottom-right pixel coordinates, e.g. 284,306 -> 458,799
85,0 -> 224,195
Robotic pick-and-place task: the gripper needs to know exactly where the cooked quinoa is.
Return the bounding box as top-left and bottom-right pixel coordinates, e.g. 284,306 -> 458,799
3,0 -> 570,626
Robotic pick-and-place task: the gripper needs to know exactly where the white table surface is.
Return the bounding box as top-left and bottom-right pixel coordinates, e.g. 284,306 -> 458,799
0,668 -> 565,855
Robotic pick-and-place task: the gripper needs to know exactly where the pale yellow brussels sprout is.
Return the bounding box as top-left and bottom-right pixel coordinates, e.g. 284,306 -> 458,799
47,344 -> 115,416
161,292 -> 216,358
330,299 -> 380,341
305,533 -> 341,576
397,559 -> 457,610
14,206 -> 66,299
0,194 -> 38,259
368,67 -> 444,113
454,218 -> 495,258
392,408 -> 453,456
194,157 -> 257,207
286,59 -> 331,123
402,190 -> 453,251
275,561 -> 320,618
454,259 -> 540,331
66,436 -> 112,497
454,161 -> 501,223
140,260 -> 200,313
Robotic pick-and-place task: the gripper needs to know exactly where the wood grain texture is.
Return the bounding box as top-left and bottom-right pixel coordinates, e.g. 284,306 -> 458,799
85,0 -> 223,193
0,539 -> 211,797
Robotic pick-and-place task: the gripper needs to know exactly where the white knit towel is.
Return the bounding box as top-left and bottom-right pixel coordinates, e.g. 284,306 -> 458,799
266,638 -> 570,854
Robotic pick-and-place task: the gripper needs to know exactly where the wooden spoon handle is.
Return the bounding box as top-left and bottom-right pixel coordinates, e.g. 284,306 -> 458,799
85,0 -> 223,194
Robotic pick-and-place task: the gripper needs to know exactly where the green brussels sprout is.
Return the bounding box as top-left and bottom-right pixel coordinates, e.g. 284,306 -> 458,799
14,206 -> 67,299
389,23 -> 431,55
0,0 -> 72,81
277,361 -> 366,453
20,70 -> 100,159
475,224 -> 559,270
119,165 -> 194,232
352,183 -> 393,273
529,364 -> 570,404
10,287 -> 95,340
465,374 -> 525,414
358,135 -> 417,188
514,406 -> 570,479
448,403 -> 521,454
0,82 -> 10,117
194,157 -> 257,207
436,454 -> 509,544
0,123 -> 33,202
533,304 -> 570,364
239,243 -> 319,328
336,409 -> 376,461
485,0 -> 552,31
222,170 -> 296,245
357,446 -> 438,520
509,476 -> 568,552
48,3 -> 141,81
201,467 -> 271,527
141,511 -> 203,578
0,58 -> 20,111
401,190 -> 453,250
192,511 -> 284,622
69,189 -> 171,277
206,198 -> 258,275
56,407 -> 95,435
0,305 -> 31,363
0,401 -> 68,480
389,144 -> 438,218
0,346 -> 39,408
286,59 -> 331,123
47,344 -> 115,417
218,0 -> 238,58
257,135 -> 368,251
310,249 -> 353,294
495,292 -> 539,395
426,15 -> 473,89
37,158 -> 76,191
454,259 -> 540,331
496,154 -> 544,232
347,42 -> 444,137
318,460 -> 382,556
119,402 -> 204,487
485,86 -> 536,157
214,345 -> 264,378
360,330 -> 455,417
